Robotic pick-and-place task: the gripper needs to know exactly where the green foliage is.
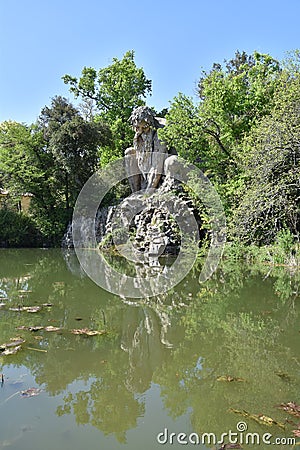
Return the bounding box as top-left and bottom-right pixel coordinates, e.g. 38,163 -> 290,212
198,50 -> 281,148
161,50 -> 300,251
0,120 -> 57,220
160,51 -> 283,221
231,75 -> 300,244
38,96 -> 111,210
0,97 -> 110,245
222,228 -> 298,269
0,208 -> 41,247
63,50 -> 152,153
1,48 -> 300,251
275,229 -> 294,254
158,93 -> 208,164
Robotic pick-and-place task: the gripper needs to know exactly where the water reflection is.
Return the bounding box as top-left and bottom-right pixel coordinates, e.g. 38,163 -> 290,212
0,249 -> 299,448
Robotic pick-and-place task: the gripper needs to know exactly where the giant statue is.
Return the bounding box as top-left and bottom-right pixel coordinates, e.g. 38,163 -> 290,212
125,106 -> 177,192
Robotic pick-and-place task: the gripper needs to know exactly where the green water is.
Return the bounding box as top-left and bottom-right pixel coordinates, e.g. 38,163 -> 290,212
0,249 -> 299,449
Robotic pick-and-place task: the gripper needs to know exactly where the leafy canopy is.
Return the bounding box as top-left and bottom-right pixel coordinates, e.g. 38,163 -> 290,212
62,50 -> 152,153
0,97 -> 110,243
231,74 -> 300,244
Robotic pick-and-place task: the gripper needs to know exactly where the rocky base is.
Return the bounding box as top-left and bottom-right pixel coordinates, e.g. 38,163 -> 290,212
62,178 -> 203,255
100,179 -> 202,257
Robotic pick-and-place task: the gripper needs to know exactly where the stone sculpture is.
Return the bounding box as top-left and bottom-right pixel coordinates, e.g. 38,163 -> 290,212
125,106 -> 176,192
63,106 -> 202,263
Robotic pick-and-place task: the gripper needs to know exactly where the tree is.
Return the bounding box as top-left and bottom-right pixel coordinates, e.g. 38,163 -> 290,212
231,75 -> 300,244
197,51 -> 281,151
62,50 -> 152,154
0,121 -> 54,212
158,93 -> 209,165
0,120 -> 62,242
38,96 -> 111,211
0,97 -> 111,244
160,51 -> 283,217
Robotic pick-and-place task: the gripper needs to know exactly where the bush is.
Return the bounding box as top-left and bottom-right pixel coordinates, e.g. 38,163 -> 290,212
0,208 -> 42,247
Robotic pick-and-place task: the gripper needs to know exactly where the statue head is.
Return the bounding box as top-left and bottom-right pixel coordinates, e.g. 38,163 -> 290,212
129,106 -> 160,136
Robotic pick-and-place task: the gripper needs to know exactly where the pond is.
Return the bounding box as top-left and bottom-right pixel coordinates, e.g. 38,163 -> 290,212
0,249 -> 299,449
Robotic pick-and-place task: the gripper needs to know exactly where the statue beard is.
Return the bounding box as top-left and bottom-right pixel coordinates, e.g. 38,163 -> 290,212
133,131 -> 156,179
133,131 -> 154,154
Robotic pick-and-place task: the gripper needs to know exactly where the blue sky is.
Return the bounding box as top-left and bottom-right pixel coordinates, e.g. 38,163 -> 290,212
1,0 -> 300,124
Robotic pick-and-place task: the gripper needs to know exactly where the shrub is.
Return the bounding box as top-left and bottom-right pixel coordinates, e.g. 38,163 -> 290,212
0,208 -> 42,247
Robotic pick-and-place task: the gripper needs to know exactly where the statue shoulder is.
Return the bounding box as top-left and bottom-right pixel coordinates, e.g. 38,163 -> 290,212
125,146 -> 135,156
155,117 -> 167,128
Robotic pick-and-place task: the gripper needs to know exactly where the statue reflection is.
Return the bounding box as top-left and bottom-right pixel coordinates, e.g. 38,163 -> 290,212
62,249 -> 177,384
121,302 -> 173,394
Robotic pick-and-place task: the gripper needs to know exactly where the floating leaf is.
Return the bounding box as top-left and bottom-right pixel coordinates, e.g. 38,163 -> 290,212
44,326 -> 61,332
70,328 -> 106,336
258,414 -> 278,426
275,402 -> 300,417
217,375 -> 246,382
29,326 -> 44,332
0,337 -> 25,353
25,306 -> 42,313
4,339 -> 26,348
229,408 -> 285,429
9,306 -> 41,313
20,387 -> 42,398
2,345 -> 22,356
16,325 -> 44,332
